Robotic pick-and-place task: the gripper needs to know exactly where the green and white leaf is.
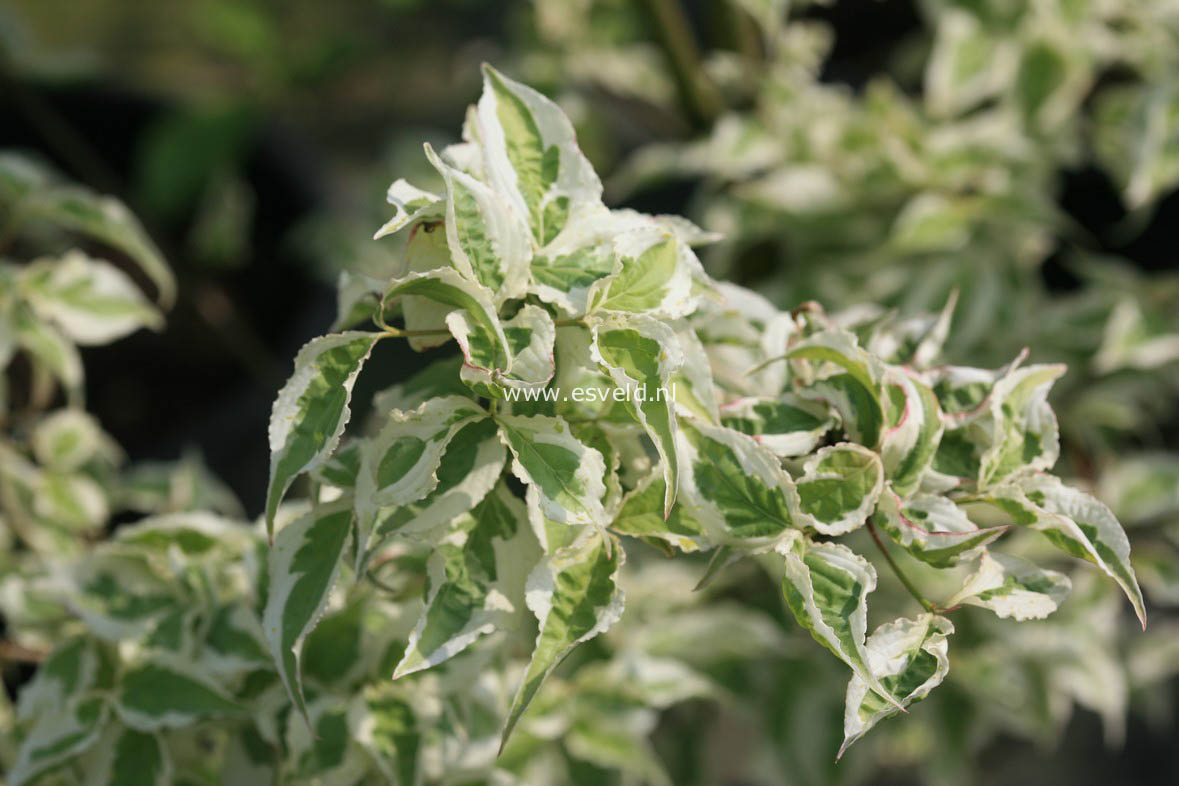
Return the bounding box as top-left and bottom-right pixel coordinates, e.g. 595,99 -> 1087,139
8,695 -> 107,786
679,421 -> 803,545
477,64 -> 602,246
588,230 -> 695,319
977,363 -> 1065,488
497,413 -> 608,526
22,185 -> 176,307
590,316 -> 682,516
424,143 -> 531,301
450,303 -> 555,396
839,615 -> 953,757
612,467 -> 707,552
31,409 -> 120,472
394,483 -> 541,678
794,443 -> 884,536
779,538 -> 903,711
265,331 -> 380,534
945,551 -> 1071,620
502,529 -> 625,746
354,396 -> 486,560
22,250 -> 162,345
1017,473 -> 1147,628
872,489 -> 1006,568
81,723 -> 170,786
117,659 -> 245,730
779,330 -> 886,448
369,418 -> 506,544
720,394 -> 833,457
879,368 -> 944,497
263,502 -> 354,717
373,179 -> 443,240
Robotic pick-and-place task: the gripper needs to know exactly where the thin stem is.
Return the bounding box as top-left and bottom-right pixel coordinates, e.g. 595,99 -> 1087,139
635,0 -> 723,128
867,519 -> 937,614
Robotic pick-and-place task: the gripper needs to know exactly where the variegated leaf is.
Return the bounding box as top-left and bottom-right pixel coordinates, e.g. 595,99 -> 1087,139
795,443 -> 884,536
394,483 -> 541,677
779,538 -> 904,711
872,489 -> 1006,568
839,615 -> 953,757
497,413 -> 608,526
424,143 -> 531,301
679,421 -> 803,545
590,316 -> 682,516
477,64 -> 602,246
945,550 -> 1071,620
501,529 -> 625,747
720,394 -> 834,457
263,502 -> 354,717
265,332 -> 380,535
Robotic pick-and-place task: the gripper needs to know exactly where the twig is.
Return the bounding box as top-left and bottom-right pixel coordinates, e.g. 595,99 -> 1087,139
866,519 -> 937,614
636,0 -> 724,128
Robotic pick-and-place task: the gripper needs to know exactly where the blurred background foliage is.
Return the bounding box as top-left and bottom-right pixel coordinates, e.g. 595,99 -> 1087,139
2,0 -> 1179,784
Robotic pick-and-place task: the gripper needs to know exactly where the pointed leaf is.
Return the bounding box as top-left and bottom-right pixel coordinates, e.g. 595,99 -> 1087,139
477,64 -> 602,246
502,530 -> 624,747
839,615 -> 953,757
872,489 -> 1006,568
263,503 -> 353,718
591,316 -> 682,516
394,483 -> 541,677
265,332 -> 380,535
1018,474 -> 1147,628
497,413 -> 608,526
779,539 -> 903,711
424,143 -> 531,300
945,550 -> 1071,620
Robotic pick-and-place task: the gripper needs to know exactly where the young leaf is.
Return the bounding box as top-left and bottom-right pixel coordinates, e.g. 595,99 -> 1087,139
373,179 -> 443,240
263,503 -> 354,718
945,551 -> 1071,620
451,303 -> 555,397
497,413 -> 608,526
501,529 -> 625,747
423,143 -> 531,300
777,330 -> 886,448
477,64 -> 602,246
879,368 -> 944,497
839,615 -> 954,757
590,316 -> 683,516
779,539 -> 904,711
393,483 -> 542,678
977,364 -> 1065,488
795,443 -> 884,536
385,266 -> 509,367
266,332 -> 380,535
